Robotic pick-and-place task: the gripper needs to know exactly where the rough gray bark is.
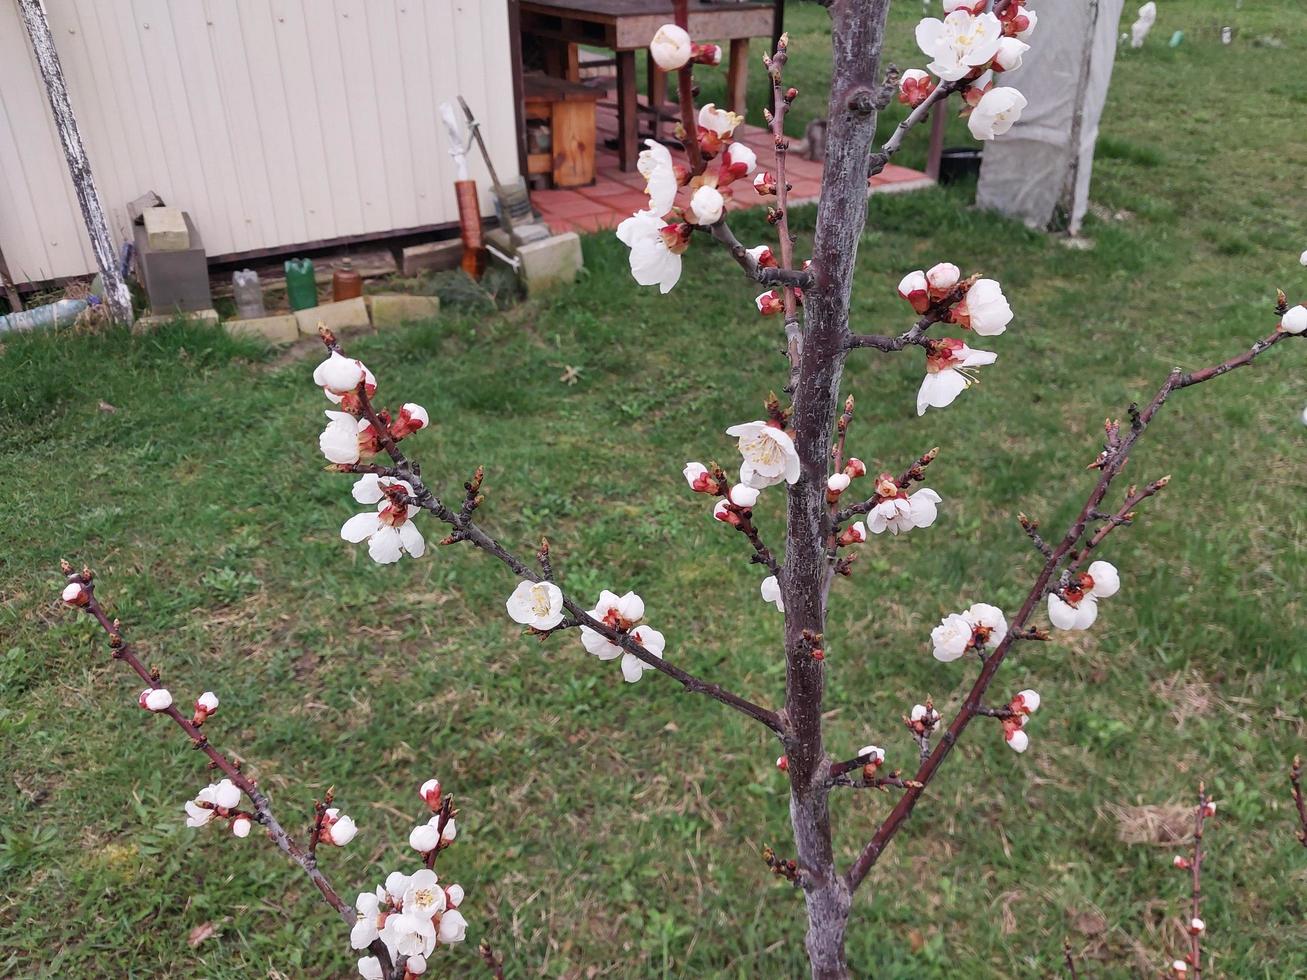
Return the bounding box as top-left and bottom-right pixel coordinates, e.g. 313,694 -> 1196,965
780,3 -> 891,976
17,0 -> 133,325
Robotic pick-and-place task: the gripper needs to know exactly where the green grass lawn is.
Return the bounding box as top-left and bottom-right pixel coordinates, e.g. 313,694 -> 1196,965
3,2 -> 1306,977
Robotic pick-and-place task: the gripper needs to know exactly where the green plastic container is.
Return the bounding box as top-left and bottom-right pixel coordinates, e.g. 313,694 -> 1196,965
285,258 -> 318,311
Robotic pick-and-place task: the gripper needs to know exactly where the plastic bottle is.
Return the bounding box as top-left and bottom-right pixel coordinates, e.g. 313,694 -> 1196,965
332,258 -> 362,302
285,258 -> 318,311
233,269 -> 267,319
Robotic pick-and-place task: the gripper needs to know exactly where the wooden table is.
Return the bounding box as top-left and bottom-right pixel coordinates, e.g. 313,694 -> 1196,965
518,0 -> 776,171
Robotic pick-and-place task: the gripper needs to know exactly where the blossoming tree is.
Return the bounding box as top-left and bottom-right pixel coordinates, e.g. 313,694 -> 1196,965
58,1 -> 1307,978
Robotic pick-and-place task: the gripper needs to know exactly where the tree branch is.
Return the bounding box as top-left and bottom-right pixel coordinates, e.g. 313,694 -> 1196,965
61,565 -> 398,979
1291,755 -> 1307,848
323,332 -> 785,737
845,329 -> 1298,892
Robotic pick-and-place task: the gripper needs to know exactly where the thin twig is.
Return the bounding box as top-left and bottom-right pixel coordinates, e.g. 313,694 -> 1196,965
844,330 -> 1297,893
322,332 -> 785,737
1291,755 -> 1306,847
62,566 -> 398,979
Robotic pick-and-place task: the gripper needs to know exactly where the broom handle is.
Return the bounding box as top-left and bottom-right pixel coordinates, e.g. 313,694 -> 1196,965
458,96 -> 516,240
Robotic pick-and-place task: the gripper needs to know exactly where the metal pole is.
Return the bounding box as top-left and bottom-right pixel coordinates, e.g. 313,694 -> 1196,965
16,0 -> 133,325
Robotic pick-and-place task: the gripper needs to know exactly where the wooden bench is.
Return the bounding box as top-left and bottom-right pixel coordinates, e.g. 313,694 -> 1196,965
523,72 -> 603,188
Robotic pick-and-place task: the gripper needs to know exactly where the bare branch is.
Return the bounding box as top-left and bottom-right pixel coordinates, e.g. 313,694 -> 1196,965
1291,755 -> 1307,848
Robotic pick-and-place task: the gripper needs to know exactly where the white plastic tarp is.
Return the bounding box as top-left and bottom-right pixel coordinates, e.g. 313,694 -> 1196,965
976,0 -> 1127,232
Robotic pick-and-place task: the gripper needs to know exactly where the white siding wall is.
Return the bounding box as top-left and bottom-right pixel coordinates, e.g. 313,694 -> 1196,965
0,0 -> 519,284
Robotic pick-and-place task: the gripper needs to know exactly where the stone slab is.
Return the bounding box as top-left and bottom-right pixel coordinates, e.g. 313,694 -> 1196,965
143,206 -> 190,251
517,232 -> 583,295
368,294 -> 441,327
133,308 -> 220,334
401,239 -> 463,276
225,313 -> 299,345
294,296 -> 370,336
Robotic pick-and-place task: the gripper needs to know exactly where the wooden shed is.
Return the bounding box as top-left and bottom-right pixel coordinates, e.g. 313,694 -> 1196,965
0,0 -> 521,287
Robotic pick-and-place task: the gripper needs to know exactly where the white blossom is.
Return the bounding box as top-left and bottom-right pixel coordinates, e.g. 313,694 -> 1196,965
139,688 -> 173,712
1014,7 -> 1038,40
61,581 -> 87,605
827,473 -> 851,494
915,10 -> 1004,82
403,869 -> 446,918
726,421 -> 801,488
409,823 -> 441,853
1279,305 -> 1307,334
729,483 -> 760,508
196,691 -> 219,714
341,477 -> 425,564
992,36 -> 1030,72
184,779 -> 239,828
357,957 -> 384,980
380,910 -> 437,959
926,262 -> 960,296
917,339 -> 998,415
616,211 -> 683,294
1006,728 -> 1029,752
231,815 -> 252,838
955,278 -> 1013,336
867,487 -> 941,535
320,410 -> 371,465
1047,591 -> 1098,631
637,139 -> 678,216
760,575 -> 784,612
351,892 -> 382,949
650,23 -> 693,70
689,185 -> 725,225
931,613 -> 972,662
698,103 -> 743,140
967,87 -> 1028,140
1086,560 -> 1120,598
313,352 -> 367,398
437,908 -> 468,944
506,580 -> 565,631
323,808 -> 357,846
858,745 -> 885,765
962,602 -> 1007,649
406,954 -> 428,975
445,883 -> 465,908
1015,689 -> 1041,713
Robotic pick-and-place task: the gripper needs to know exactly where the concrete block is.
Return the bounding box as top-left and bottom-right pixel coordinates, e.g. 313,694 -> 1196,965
294,296 -> 370,336
225,313 -> 299,345
143,206 -> 190,251
368,294 -> 441,327
402,239 -> 463,276
133,308 -> 220,334
127,190 -> 164,225
518,232 -> 583,295
133,213 -> 211,312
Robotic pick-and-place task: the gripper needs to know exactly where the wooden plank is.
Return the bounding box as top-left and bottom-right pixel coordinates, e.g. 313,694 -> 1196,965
614,49 -> 638,171
727,37 -> 749,115
549,100 -> 596,187
616,10 -> 774,49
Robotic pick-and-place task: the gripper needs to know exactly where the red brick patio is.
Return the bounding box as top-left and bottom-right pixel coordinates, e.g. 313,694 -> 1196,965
530,106 -> 933,235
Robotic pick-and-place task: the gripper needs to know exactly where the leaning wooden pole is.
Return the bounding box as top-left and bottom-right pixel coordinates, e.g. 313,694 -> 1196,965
17,0 -> 133,325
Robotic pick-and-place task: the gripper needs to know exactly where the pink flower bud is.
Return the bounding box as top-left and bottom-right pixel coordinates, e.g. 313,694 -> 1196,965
196,691 -> 219,714
1012,689 -> 1040,714
718,142 -> 758,186
844,458 -> 867,479
897,69 -> 937,108
138,688 -> 173,712
1172,855 -> 1190,869
322,808 -> 357,846
728,484 -> 760,509
440,817 -> 458,844
1188,917 -> 1205,935
858,745 -> 885,766
776,755 -> 788,772
746,245 -> 777,269
391,403 -> 430,439
713,499 -> 741,526
755,290 -> 784,316
898,270 -> 929,314
1201,800 -> 1217,817
827,473 -> 851,494
838,522 -> 867,546
691,42 -> 722,66
231,815 -> 252,838
753,171 -> 777,196
683,462 -> 716,493
62,581 -> 90,606
444,883 -> 465,909
925,262 -> 961,299
419,778 -> 442,811
1172,961 -> 1189,976
1005,728 -> 1029,753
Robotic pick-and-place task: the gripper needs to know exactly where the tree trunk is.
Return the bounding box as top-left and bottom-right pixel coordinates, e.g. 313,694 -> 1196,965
780,2 -> 892,976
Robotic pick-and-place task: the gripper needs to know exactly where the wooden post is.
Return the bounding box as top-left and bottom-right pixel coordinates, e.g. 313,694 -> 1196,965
925,100 -> 947,181
16,0 -> 133,325
727,38 -> 750,115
